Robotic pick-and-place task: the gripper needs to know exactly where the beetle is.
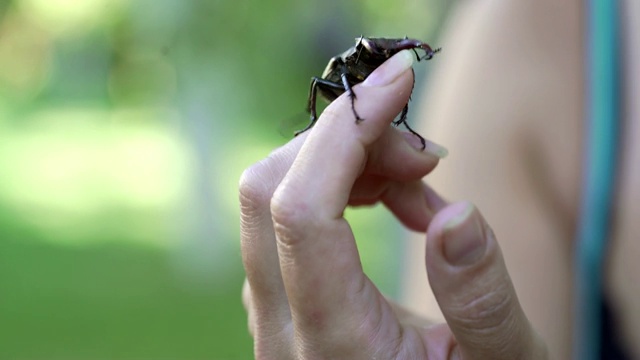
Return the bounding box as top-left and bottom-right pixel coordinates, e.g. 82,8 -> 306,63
295,36 -> 441,150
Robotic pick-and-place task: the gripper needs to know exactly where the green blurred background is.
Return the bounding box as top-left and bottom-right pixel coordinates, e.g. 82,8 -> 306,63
0,0 -> 447,358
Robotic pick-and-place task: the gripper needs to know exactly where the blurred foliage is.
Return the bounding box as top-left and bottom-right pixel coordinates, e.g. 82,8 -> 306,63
0,0 -> 445,358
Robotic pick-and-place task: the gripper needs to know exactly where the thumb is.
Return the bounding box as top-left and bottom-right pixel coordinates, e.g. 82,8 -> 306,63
426,202 -> 548,360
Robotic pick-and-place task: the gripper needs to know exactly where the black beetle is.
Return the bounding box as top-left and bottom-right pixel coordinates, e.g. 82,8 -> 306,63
295,36 -> 441,150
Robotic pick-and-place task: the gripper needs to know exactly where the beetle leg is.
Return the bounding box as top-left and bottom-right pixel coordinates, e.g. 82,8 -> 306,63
394,103 -> 409,126
411,48 -> 421,61
394,67 -> 415,126
342,71 -> 364,123
401,118 -> 426,150
338,66 -> 364,123
296,77 -> 345,136
393,68 -> 426,150
393,102 -> 426,150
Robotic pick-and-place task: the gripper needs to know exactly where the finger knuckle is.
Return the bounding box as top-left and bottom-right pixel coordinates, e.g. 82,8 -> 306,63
451,280 -> 515,333
239,159 -> 280,211
270,189 -> 317,245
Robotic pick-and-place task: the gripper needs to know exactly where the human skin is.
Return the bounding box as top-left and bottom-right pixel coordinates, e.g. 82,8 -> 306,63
402,0 -> 640,358
239,51 -> 548,359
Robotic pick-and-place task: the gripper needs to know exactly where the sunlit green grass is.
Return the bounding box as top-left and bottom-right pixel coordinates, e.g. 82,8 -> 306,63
0,116 -> 261,359
0,223 -> 252,359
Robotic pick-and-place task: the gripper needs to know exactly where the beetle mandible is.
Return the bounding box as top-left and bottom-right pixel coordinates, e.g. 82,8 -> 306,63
295,36 -> 441,150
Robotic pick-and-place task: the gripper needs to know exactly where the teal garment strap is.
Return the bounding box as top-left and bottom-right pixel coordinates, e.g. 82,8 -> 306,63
574,0 -> 620,359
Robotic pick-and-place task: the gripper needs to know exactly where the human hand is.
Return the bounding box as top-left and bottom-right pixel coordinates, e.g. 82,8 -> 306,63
239,50 -> 549,359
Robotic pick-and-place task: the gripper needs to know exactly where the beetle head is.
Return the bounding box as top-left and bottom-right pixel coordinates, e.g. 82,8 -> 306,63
355,37 -> 441,61
356,37 -> 395,58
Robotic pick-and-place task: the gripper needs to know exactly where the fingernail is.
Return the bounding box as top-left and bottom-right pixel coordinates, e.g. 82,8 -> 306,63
424,139 -> 449,158
362,50 -> 415,87
442,203 -> 486,266
401,133 -> 449,158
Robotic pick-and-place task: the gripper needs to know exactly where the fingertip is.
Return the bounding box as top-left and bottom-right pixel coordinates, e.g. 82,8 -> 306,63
440,202 -> 487,267
367,128 -> 441,182
362,50 -> 415,87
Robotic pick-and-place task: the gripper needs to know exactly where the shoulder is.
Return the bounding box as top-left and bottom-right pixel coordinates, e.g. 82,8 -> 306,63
418,0 -> 583,233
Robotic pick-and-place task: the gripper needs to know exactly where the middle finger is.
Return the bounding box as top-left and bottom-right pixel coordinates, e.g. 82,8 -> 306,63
239,136 -> 307,334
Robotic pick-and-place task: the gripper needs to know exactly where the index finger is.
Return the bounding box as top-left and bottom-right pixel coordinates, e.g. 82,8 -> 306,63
270,51 -> 420,347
